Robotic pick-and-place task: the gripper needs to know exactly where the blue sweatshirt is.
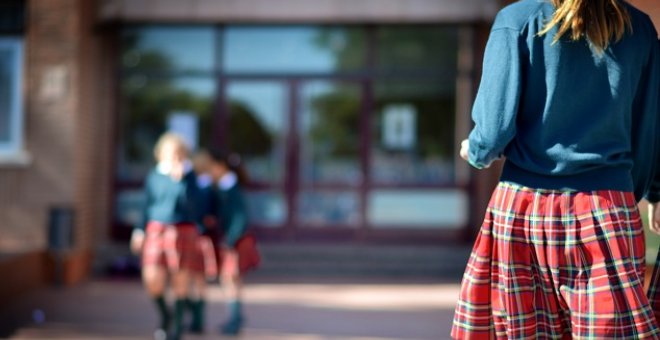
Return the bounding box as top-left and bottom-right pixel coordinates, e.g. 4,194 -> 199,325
468,0 -> 660,201
214,173 -> 248,248
140,169 -> 204,232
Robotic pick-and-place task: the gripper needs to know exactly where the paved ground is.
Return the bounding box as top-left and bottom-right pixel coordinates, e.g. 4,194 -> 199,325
3,279 -> 461,340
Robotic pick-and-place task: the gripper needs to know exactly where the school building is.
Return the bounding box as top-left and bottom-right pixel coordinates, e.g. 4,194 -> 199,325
0,0 -> 658,294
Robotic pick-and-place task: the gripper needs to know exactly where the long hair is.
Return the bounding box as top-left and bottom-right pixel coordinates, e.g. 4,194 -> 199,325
539,0 -> 632,53
209,148 -> 250,186
153,132 -> 189,161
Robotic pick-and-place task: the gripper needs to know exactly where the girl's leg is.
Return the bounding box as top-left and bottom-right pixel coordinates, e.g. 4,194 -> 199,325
187,273 -> 207,333
566,193 -> 658,339
171,269 -> 191,340
142,265 -> 171,333
220,250 -> 244,335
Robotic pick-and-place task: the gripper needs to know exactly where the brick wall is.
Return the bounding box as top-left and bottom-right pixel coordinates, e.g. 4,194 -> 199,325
73,0 -> 116,255
0,0 -> 79,253
0,0 -> 114,284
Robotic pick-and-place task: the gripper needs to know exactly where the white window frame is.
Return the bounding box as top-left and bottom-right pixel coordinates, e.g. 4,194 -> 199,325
0,37 -> 29,165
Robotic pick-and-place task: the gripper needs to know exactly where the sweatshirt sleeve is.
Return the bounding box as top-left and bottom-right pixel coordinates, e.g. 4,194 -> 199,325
468,27 -> 523,169
139,174 -> 153,231
185,173 -> 207,234
633,37 -> 660,203
223,188 -> 248,248
646,40 -> 660,203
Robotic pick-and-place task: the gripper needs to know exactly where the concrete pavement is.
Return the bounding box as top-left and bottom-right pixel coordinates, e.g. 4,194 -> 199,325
4,279 -> 461,340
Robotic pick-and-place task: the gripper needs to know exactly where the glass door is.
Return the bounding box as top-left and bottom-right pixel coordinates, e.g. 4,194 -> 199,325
224,81 -> 289,228
296,80 -> 364,229
223,79 -> 365,233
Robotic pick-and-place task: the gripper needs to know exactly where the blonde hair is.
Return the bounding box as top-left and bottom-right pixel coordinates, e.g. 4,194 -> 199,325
539,0 -> 632,53
153,132 -> 189,161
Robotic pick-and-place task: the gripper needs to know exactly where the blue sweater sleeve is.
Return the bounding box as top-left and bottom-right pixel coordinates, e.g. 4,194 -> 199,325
223,187 -> 249,248
468,27 -> 523,169
641,40 -> 660,203
139,174 -> 153,231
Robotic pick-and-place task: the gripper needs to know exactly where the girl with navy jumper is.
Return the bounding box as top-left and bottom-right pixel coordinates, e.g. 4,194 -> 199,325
130,133 -> 205,340
451,0 -> 660,338
184,151 -> 218,334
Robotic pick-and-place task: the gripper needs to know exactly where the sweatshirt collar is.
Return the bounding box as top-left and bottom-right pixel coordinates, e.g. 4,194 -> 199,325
156,160 -> 192,176
218,172 -> 238,190
196,173 -> 213,188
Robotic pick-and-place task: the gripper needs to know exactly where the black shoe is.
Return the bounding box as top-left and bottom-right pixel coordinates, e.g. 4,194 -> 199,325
168,329 -> 182,340
189,323 -> 203,334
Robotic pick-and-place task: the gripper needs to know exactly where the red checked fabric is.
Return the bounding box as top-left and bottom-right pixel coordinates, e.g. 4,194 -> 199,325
142,222 -> 201,272
191,235 -> 218,279
647,250 -> 660,327
451,182 -> 659,339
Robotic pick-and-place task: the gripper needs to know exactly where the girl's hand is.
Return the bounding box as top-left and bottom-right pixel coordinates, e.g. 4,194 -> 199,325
130,229 -> 145,254
460,139 -> 470,161
648,202 -> 660,235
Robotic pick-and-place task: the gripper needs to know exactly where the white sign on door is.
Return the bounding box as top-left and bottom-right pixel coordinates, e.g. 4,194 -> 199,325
168,111 -> 199,151
382,104 -> 417,150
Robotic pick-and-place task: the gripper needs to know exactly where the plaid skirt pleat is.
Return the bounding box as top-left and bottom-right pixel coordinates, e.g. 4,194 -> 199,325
647,250 -> 660,324
191,235 -> 218,279
451,182 -> 659,339
142,222 -> 200,272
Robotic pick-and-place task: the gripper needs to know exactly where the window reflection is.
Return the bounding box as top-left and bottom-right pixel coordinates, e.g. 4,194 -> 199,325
116,25 -> 465,233
122,26 -> 215,73
368,190 -> 468,228
227,82 -> 287,183
223,26 -> 366,74
299,81 -> 362,184
298,191 -> 360,226
0,39 -> 22,149
118,76 -> 216,181
0,48 -> 11,142
372,81 -> 455,184
376,26 -> 458,72
245,191 -> 287,226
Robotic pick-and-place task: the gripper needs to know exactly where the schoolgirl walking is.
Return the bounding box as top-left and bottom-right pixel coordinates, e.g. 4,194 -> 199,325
451,0 -> 660,338
130,133 -> 205,340
207,149 -> 259,336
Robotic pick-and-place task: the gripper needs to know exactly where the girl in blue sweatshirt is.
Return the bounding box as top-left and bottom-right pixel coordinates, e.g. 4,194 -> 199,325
451,0 -> 660,339
207,149 -> 253,336
644,38 -> 660,327
130,133 -> 204,340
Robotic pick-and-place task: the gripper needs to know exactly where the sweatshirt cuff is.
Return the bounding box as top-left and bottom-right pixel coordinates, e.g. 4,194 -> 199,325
467,157 -> 487,170
647,191 -> 660,203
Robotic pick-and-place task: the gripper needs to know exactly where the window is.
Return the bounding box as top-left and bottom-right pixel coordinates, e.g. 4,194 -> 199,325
223,26 -> 366,74
116,24 -> 467,235
0,38 -> 24,159
122,26 -> 216,73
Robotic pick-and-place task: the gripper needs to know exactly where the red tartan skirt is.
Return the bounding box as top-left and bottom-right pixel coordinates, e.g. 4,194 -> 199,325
219,234 -> 261,276
142,221 -> 201,273
647,250 -> 660,324
452,182 -> 659,339
191,235 -> 218,279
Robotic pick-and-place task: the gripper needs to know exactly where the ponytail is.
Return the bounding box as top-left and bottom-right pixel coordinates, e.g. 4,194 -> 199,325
539,0 -> 632,53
